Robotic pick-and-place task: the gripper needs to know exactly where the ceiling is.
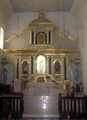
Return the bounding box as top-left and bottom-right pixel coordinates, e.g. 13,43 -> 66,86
9,0 -> 74,12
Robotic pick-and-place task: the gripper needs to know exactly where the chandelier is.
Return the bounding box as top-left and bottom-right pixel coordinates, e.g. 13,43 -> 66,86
69,55 -> 80,65
74,55 -> 80,64
20,2 -> 29,48
12,0 -> 23,38
58,0 -> 70,37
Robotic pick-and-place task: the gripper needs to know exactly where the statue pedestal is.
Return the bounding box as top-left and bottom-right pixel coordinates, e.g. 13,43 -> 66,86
27,82 -> 54,95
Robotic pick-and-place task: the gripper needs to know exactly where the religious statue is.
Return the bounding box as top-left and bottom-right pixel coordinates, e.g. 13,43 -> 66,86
37,33 -> 45,44
23,61 -> 28,74
37,55 -> 45,74
3,63 -> 13,85
74,68 -> 79,82
3,68 -> 8,84
39,60 -> 44,74
55,61 -> 60,74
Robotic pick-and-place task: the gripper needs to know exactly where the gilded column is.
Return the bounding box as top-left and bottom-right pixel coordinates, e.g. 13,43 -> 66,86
29,56 -> 31,74
61,56 -> 64,80
15,57 -> 17,79
33,56 -> 35,74
65,56 -> 69,80
34,31 -> 36,44
18,56 -> 22,80
47,31 -> 49,44
51,56 -> 53,74
47,56 -> 49,74
50,31 -> 52,44
30,31 -> 32,44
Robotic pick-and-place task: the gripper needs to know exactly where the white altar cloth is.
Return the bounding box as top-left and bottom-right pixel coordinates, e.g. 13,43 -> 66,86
27,82 -> 54,95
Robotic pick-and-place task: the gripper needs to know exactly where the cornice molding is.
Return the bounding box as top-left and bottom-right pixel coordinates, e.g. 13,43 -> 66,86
3,49 -> 80,54
70,0 -> 84,17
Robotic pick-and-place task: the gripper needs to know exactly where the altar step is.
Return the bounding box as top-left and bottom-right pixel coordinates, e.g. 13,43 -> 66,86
23,114 -> 60,119
24,95 -> 58,114
22,114 -> 85,120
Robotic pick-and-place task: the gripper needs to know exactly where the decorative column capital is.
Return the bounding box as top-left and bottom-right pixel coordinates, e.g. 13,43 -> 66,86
19,56 -> 22,58
28,26 -> 37,31
46,25 -> 54,31
61,55 -> 64,58
65,54 -> 69,58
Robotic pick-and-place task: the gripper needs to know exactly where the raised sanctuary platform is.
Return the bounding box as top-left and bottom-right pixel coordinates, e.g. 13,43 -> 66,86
23,82 -> 68,114
24,95 -> 58,114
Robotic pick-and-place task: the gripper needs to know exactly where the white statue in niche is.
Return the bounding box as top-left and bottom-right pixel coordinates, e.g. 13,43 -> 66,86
39,60 -> 44,73
37,55 -> 45,74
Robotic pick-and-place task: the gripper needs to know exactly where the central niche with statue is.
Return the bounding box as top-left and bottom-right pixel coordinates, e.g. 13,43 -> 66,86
36,55 -> 46,74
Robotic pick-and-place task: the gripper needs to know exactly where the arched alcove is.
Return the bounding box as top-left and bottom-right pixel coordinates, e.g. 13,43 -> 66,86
36,55 -> 47,74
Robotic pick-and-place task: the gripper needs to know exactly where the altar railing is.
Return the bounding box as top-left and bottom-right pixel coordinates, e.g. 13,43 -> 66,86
58,95 -> 87,119
0,94 -> 23,119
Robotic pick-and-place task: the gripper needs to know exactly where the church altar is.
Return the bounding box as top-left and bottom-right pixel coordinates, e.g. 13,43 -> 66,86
27,82 -> 54,95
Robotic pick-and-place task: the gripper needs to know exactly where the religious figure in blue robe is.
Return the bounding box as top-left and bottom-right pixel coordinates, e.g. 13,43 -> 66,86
4,63 -> 13,85
3,68 -> 8,83
74,68 -> 79,82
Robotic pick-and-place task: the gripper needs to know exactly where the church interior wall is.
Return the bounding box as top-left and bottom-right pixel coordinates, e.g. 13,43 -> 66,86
76,0 -> 87,94
77,0 -> 87,29
78,17 -> 87,95
0,4 -> 7,29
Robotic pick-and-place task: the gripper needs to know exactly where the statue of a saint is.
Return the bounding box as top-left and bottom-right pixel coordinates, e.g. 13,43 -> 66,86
23,63 -> 28,74
3,68 -> 8,84
39,60 -> 44,74
55,61 -> 60,74
74,68 -> 79,82
3,63 -> 13,85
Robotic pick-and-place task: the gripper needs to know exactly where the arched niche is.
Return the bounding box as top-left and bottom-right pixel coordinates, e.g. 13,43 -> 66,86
35,54 -> 47,74
3,63 -> 13,85
21,59 -> 29,74
69,62 -> 81,83
36,32 -> 47,44
53,59 -> 61,74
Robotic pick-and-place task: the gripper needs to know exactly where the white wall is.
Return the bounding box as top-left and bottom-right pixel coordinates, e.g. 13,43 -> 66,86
80,18 -> 87,94
77,0 -> 87,28
77,1 -> 87,94
0,4 -> 7,29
